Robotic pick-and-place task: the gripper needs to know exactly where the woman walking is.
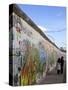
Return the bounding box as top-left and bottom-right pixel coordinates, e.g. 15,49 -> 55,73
57,58 -> 61,74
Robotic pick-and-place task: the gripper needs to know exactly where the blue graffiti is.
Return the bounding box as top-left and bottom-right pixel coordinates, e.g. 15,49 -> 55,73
39,48 -> 46,63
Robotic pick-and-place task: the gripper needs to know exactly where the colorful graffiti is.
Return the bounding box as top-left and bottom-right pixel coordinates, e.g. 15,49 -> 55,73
9,13 -> 64,86
20,40 -> 46,85
12,38 -> 47,85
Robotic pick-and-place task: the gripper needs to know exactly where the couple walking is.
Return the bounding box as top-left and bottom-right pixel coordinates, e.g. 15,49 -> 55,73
57,56 -> 64,74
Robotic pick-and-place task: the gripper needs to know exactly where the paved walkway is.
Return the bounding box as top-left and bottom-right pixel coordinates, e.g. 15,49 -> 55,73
37,62 -> 66,85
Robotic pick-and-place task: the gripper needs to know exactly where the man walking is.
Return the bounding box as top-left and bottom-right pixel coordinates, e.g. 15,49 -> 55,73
60,56 -> 64,74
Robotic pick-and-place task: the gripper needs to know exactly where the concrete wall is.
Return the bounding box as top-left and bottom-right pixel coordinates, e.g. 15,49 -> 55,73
9,12 -> 66,86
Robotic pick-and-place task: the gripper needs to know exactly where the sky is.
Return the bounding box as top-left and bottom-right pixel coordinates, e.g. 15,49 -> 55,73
18,4 -> 66,48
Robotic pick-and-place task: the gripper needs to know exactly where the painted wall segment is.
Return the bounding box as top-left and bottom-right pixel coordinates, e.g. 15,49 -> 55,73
9,9 -> 66,86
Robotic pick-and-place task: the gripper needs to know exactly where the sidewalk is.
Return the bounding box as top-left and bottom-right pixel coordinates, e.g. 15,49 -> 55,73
37,62 -> 66,84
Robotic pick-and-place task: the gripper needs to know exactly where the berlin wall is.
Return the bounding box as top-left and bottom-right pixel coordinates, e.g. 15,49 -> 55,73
9,4 -> 66,86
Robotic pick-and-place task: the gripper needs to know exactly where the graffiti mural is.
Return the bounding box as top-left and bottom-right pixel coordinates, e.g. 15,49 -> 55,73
9,9 -> 66,86
10,13 -> 54,85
